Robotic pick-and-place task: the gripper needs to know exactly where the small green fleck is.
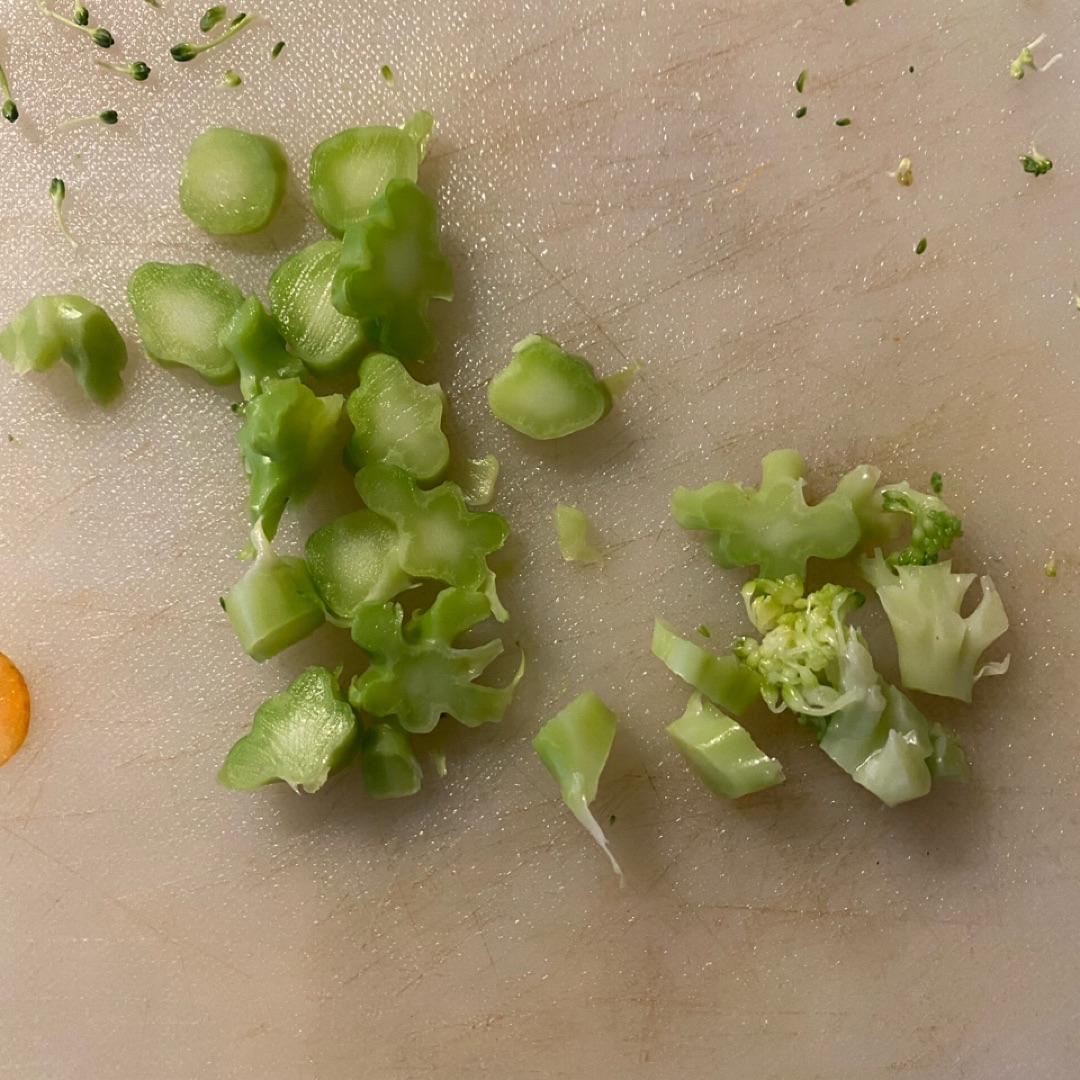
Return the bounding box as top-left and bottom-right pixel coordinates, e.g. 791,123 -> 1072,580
915,237 -> 927,255
835,117 -> 851,127
219,596 -> 227,610
99,109 -> 118,124
200,5 -> 227,33
795,69 -> 807,93
73,3 -> 89,26
794,106 -> 807,119
696,624 -> 710,638
1020,149 -> 1053,176
844,0 -> 857,5
929,471 -> 943,494
49,177 -> 76,248
90,27 -> 113,47
1044,558 -> 1058,578
609,814 -> 617,826
271,40 -> 285,59
7,434 -> 15,442
222,68 -> 242,87
381,64 -> 394,84
1,100 -> 16,123
908,65 -> 915,73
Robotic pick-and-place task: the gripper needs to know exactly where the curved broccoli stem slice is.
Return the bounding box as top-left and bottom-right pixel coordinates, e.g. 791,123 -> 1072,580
344,352 -> 450,483
222,522 -> 325,661
359,721 -> 423,798
0,294 -> 126,405
356,464 -> 510,598
218,666 -> 358,793
667,693 -> 784,798
671,449 -> 864,578
236,377 -> 344,541
349,587 -> 523,733
860,553 -> 1009,701
733,580 -> 865,715
879,481 -> 963,565
219,296 -> 304,400
331,178 -> 453,362
532,691 -> 623,883
304,509 -> 412,623
651,619 -> 761,715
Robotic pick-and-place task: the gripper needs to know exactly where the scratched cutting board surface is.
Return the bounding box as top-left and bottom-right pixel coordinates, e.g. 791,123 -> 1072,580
1,1 -> 1079,1077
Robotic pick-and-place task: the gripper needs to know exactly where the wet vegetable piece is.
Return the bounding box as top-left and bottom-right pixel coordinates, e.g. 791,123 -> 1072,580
268,240 -> 366,376
0,294 -> 126,405
171,12 -> 254,62
304,508 -> 412,622
349,587 -> 523,733
180,127 -> 288,235
0,652 -> 31,767
651,619 -> 761,716
532,691 -> 623,882
332,178 -> 454,362
667,693 -> 784,798
356,464 -> 509,592
487,334 -> 612,440
360,722 -> 423,798
236,377 -> 344,541
345,352 -> 449,481
460,454 -> 500,506
219,296 -> 304,400
127,262 -> 244,384
222,522 -> 325,661
309,110 -> 432,235
554,503 -> 601,563
218,666 -> 358,792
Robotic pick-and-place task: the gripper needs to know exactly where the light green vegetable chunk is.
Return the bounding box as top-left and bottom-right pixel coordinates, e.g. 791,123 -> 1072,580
879,481 -> 963,566
180,126 -> 287,235
460,454 -> 500,506
222,522 -> 325,661
304,508 -> 412,622
554,503 -> 601,563
236,377 -> 344,541
344,352 -> 449,482
219,296 -> 304,400
0,294 -> 126,405
332,178 -> 454,362
359,721 -> 423,798
309,110 -> 433,236
861,553 -> 1009,702
488,335 -> 612,440
651,619 -> 761,716
671,449 -> 869,579
349,587 -> 523,733
127,262 -> 244,384
356,464 -> 510,594
532,690 -> 623,882
268,240 -> 366,376
667,693 -> 784,798
218,666 -> 358,792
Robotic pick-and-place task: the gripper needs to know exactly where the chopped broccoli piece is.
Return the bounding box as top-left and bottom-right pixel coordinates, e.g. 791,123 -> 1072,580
1020,148 -> 1053,176
221,522 -> 325,661
861,553 -> 1009,702
554,503 -> 602,563
0,294 -> 126,405
236,378 -> 344,541
344,353 -> 450,482
460,454 -> 500,506
667,693 -> 784,798
532,691 -> 623,882
218,667 -> 358,793
356,464 -> 510,596
740,574 -> 805,632
349,587 -> 523,733
487,335 -> 612,440
219,296 -> 304,401
879,481 -> 963,565
332,178 -> 453,362
671,450 -> 868,578
359,722 -> 422,798
651,619 -> 761,715
171,11 -> 254,61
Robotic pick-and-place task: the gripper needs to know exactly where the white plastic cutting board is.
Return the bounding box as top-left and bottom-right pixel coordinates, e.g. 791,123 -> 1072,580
2,1 -> 1079,1077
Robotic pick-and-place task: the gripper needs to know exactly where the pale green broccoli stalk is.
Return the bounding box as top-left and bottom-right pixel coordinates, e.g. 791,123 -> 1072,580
532,691 -> 623,883
218,667 -> 358,793
671,450 -> 868,578
219,296 -> 304,400
879,481 -> 963,566
344,352 -> 450,482
356,464 -> 510,599
833,464 -> 903,550
667,693 -> 783,799
460,454 -> 500,506
0,294 -> 126,405
861,553 -> 1009,701
554,504 -> 602,563
349,587 -> 524,733
331,178 -> 453,362
236,378 -> 344,541
651,619 -> 761,715
359,721 -> 423,798
221,521 -> 325,661
304,509 -> 413,623
733,580 -> 865,715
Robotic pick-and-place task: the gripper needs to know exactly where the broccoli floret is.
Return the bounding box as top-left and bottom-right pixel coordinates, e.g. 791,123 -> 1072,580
861,553 -> 1009,702
879,481 -> 963,565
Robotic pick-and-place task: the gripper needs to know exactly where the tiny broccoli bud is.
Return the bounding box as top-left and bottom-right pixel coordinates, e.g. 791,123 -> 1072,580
58,109 -> 118,130
835,117 -> 851,126
795,69 -> 807,93
73,3 -> 89,26
891,156 -> 913,185
1011,33 -> 1061,79
199,5 -> 226,33
222,68 -> 242,86
271,40 -> 285,59
49,177 -> 77,248
930,471 -> 943,494
1020,148 -> 1053,176
170,42 -> 197,61
170,12 -> 254,63
99,109 -> 118,124
0,53 -> 16,123
915,237 -> 927,255
131,61 -> 150,80
95,58 -> 150,80
380,63 -> 394,84
36,1 -> 113,48
794,106 -> 807,118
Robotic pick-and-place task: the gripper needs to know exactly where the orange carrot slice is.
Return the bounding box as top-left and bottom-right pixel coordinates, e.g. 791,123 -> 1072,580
0,652 -> 30,766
